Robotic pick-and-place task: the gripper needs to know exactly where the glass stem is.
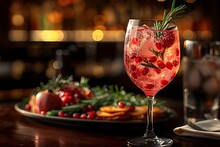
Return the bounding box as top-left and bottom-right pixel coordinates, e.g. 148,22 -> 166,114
144,96 -> 157,140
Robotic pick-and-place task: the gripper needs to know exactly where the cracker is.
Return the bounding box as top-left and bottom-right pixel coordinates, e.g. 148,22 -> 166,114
96,110 -> 126,117
99,106 -> 130,113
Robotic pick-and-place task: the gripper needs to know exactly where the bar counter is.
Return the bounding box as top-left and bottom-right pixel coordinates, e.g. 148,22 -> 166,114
0,89 -> 220,147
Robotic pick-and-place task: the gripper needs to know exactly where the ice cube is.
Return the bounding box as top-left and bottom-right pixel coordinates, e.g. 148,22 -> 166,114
197,59 -> 216,77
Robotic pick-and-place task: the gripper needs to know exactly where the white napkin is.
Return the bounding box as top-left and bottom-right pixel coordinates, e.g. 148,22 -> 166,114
173,119 -> 220,140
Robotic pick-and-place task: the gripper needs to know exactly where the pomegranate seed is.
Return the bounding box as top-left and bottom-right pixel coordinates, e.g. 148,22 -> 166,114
135,57 -> 142,63
87,111 -> 97,119
80,113 -> 87,119
87,111 -> 96,116
166,62 -> 173,70
131,37 -> 139,45
40,111 -> 47,115
163,32 -> 175,48
157,60 -> 165,69
58,111 -> 64,117
154,69 -> 161,74
130,64 -> 136,71
141,67 -> 149,75
175,48 -> 180,56
131,72 -> 138,79
161,80 -> 169,85
130,53 -> 137,59
144,84 -> 154,89
172,60 -> 179,67
148,56 -> 157,62
72,113 -> 80,118
118,101 -> 125,108
87,104 -> 94,111
155,42 -> 163,50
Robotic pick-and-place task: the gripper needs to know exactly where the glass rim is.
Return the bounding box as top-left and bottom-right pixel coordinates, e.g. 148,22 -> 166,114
128,19 -> 163,21
127,19 -> 178,31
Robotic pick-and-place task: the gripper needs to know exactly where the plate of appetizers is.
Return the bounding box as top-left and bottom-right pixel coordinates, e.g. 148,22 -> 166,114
14,75 -> 176,130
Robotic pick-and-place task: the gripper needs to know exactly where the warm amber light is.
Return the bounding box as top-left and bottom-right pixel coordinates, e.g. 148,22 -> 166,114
41,30 -> 64,41
182,30 -> 196,40
12,14 -> 24,26
92,30 -> 104,41
48,12 -> 62,23
9,30 -> 28,41
30,30 -> 65,41
93,65 -> 105,78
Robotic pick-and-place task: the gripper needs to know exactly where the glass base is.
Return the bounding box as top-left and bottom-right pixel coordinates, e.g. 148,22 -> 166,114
127,136 -> 173,147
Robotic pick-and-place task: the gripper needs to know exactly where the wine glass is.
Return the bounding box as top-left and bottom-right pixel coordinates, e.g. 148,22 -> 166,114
124,19 -> 180,146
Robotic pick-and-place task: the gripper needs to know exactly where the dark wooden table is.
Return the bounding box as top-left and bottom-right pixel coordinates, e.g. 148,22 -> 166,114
0,95 -> 220,147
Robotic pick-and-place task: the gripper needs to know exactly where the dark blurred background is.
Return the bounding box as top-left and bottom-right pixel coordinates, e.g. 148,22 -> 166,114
0,0 -> 220,100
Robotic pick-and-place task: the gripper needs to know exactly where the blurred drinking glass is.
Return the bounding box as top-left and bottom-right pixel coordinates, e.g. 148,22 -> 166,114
182,40 -> 220,123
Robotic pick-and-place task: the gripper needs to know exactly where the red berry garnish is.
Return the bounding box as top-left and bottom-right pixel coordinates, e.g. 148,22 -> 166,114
172,60 -> 179,67
175,48 -> 180,56
131,72 -> 138,79
130,53 -> 137,59
87,111 -> 97,120
155,42 -> 163,50
161,80 -> 169,85
166,62 -> 173,70
157,60 -> 165,69
72,113 -> 80,118
135,57 -> 142,63
86,104 -> 94,111
148,56 -> 157,62
58,111 -> 64,117
155,32 -> 175,49
154,69 -> 161,74
141,67 -> 149,75
130,64 -> 136,71
118,101 -> 125,108
40,111 -> 47,115
162,32 -> 175,48
80,113 -> 87,119
144,84 -> 154,89
131,37 -> 139,45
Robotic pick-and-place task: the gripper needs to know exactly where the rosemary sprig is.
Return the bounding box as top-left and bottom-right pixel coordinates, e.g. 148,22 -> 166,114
46,85 -> 149,116
141,57 -> 160,70
154,0 -> 187,30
